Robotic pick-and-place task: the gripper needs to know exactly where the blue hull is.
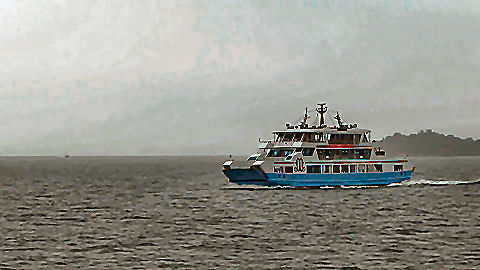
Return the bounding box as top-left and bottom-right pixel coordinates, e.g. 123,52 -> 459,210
223,169 -> 413,187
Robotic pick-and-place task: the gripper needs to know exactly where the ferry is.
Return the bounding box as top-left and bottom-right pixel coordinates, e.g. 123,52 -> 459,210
222,103 -> 414,187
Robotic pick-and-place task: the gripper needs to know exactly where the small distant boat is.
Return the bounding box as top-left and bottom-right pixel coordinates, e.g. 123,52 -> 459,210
64,154 -> 71,158
222,102 -> 414,187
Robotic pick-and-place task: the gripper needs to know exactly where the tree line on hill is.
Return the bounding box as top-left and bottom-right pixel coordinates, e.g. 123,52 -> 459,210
379,129 -> 480,156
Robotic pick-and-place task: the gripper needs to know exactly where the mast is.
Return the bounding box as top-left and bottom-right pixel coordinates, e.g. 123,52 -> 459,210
334,111 -> 343,127
300,107 -> 309,128
316,103 -> 327,128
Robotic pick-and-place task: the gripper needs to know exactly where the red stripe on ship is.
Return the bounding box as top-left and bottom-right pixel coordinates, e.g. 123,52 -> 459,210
316,144 -> 372,148
275,160 -> 407,165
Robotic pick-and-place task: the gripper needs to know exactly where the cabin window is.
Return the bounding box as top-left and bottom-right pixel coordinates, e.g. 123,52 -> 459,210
359,150 -> 366,159
357,149 -> 372,159
350,165 -> 356,173
267,149 -> 294,157
324,165 -> 331,173
319,133 -> 326,142
267,150 -> 277,157
275,133 -> 286,142
294,133 -> 303,142
307,165 -> 321,174
374,164 -> 383,172
329,134 -> 337,143
394,165 -> 403,172
344,135 -> 354,144
248,155 -> 258,161
285,166 -> 293,174
367,165 -> 375,172
316,149 -> 325,160
304,133 -> 312,142
354,134 -> 361,144
347,135 -> 355,144
302,148 -> 315,156
340,149 -> 352,159
341,165 -> 349,173
318,149 -> 357,160
336,134 -> 341,143
358,164 -> 366,172
375,149 -> 386,156
333,165 -> 340,173
328,149 -> 354,160
274,167 -> 284,173
329,134 -> 356,144
277,133 -> 294,142
317,149 -> 332,160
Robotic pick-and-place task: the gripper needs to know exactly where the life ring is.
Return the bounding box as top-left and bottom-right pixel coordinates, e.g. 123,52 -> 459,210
294,157 -> 305,172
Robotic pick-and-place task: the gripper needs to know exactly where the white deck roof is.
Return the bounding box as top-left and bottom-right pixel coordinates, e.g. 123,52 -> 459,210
273,127 -> 371,135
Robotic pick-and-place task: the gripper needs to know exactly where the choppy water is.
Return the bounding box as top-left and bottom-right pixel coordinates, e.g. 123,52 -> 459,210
0,156 -> 479,269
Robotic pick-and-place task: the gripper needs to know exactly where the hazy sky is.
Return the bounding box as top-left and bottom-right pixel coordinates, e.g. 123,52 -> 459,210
1,0 -> 479,155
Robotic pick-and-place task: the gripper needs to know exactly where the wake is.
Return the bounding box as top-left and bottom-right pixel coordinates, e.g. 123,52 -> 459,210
392,178 -> 480,187
222,179 -> 480,190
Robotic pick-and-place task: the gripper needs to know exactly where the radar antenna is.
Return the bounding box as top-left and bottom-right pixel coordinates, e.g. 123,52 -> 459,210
334,111 -> 343,127
316,103 -> 327,128
300,107 -> 309,128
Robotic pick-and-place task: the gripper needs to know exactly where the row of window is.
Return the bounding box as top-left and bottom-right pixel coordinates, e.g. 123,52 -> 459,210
317,149 -> 372,160
274,133 -> 370,144
267,149 -> 294,157
274,164 -> 404,174
329,134 -> 366,144
275,133 -> 325,143
267,148 -> 372,159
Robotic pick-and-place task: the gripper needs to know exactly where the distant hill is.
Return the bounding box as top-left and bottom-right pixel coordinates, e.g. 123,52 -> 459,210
379,130 -> 480,156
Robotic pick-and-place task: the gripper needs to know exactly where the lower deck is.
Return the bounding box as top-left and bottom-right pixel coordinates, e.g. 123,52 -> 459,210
223,169 -> 413,187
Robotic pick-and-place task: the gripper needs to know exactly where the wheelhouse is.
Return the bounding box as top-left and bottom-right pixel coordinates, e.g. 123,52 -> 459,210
272,129 -> 371,145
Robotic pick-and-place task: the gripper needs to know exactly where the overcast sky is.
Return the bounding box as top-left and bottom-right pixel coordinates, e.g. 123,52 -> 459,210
1,0 -> 479,155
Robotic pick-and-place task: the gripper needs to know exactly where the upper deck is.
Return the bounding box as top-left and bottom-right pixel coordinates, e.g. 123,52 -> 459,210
256,103 -> 381,161
272,127 -> 371,145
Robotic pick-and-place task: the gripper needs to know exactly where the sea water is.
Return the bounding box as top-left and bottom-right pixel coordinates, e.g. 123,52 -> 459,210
0,156 -> 478,269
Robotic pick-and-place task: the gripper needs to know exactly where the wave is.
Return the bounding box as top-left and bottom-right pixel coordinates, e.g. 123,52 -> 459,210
223,179 -> 480,190
395,178 -> 480,187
